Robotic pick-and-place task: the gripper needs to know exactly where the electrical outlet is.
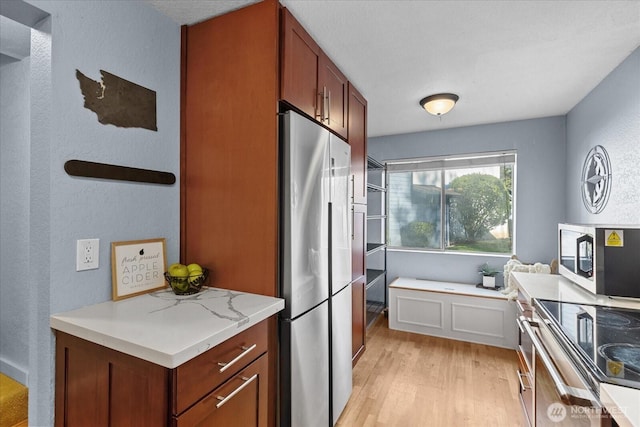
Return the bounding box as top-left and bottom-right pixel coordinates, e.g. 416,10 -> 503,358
76,238 -> 99,271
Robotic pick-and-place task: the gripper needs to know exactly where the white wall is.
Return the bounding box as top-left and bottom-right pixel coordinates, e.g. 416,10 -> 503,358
369,117 -> 566,286
5,1 -> 181,425
566,47 -> 640,224
0,56 -> 31,385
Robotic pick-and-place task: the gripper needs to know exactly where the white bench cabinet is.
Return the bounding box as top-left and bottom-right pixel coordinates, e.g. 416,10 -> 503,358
388,277 -> 517,349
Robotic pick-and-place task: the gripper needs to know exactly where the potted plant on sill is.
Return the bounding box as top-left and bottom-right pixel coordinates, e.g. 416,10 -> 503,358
478,263 -> 500,288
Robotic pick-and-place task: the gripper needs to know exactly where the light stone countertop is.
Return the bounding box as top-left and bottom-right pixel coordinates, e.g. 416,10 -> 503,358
512,272 -> 640,310
50,287 -> 285,369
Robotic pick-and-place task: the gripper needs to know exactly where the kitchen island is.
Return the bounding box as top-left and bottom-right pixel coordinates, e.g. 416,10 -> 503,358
51,287 -> 284,426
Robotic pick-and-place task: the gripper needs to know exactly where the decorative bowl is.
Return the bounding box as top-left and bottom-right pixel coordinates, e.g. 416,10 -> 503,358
164,268 -> 209,295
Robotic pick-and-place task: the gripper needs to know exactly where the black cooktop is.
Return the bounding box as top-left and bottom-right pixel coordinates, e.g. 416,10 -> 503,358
537,299 -> 640,390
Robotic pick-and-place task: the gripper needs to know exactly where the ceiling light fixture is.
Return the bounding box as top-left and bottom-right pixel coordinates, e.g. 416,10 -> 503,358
419,93 -> 459,116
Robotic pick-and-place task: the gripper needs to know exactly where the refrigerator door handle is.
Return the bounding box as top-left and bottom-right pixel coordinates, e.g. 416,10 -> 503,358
351,206 -> 355,240
330,157 -> 336,201
350,174 -> 355,203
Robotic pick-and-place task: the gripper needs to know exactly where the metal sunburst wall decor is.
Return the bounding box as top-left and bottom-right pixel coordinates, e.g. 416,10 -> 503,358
581,145 -> 612,214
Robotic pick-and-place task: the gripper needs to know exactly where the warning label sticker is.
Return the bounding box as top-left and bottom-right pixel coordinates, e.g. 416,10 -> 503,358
605,230 -> 624,247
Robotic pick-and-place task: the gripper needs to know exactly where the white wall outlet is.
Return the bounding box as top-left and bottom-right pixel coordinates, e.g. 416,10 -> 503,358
76,238 -> 99,271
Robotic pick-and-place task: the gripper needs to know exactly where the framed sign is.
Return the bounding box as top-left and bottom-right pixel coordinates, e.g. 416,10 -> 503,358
111,238 -> 167,301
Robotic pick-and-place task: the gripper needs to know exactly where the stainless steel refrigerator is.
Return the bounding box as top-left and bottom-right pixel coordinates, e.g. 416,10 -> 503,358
279,110 -> 353,427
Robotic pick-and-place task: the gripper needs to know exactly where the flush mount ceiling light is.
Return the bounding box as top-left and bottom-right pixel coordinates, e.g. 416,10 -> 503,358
419,93 -> 459,116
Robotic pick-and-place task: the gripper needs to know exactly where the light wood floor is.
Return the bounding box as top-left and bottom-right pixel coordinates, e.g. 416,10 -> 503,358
337,316 -> 526,427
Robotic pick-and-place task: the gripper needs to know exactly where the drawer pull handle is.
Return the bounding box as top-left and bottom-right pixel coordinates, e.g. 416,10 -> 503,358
516,369 -> 531,391
215,374 -> 258,408
515,299 -> 529,315
217,344 -> 257,373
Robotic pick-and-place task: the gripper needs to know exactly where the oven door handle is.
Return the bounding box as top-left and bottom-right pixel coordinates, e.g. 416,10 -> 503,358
518,316 -> 598,407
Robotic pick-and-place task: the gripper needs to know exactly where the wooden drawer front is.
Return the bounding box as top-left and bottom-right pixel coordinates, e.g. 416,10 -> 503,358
173,353 -> 268,427
172,320 -> 268,415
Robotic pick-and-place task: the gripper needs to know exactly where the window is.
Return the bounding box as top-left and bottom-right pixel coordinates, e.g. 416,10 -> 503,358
387,151 -> 515,254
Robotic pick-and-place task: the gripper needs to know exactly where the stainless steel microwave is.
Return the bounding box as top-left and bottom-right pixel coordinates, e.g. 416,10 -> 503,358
558,223 -> 640,298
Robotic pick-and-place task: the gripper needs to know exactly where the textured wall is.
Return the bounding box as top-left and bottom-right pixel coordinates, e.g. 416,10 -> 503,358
566,47 -> 640,224
0,57 -> 31,385
19,1 -> 181,424
369,116 -> 566,286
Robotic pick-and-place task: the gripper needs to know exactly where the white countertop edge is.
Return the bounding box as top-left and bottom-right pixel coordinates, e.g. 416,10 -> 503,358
600,383 -> 640,427
389,277 -> 510,300
51,298 -> 284,369
512,272 -> 640,310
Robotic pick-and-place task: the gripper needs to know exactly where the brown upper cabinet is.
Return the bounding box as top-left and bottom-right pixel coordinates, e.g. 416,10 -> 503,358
318,52 -> 348,138
348,83 -> 367,205
281,8 -> 348,139
280,8 -> 320,120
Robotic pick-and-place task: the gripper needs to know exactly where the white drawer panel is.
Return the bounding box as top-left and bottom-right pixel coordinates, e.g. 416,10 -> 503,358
451,303 -> 505,338
396,296 -> 443,329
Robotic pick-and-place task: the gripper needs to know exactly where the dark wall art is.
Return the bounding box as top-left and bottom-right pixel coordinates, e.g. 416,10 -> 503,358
76,69 -> 157,131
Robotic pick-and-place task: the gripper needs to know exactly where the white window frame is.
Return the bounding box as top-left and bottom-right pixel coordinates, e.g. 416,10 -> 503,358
386,150 -> 517,255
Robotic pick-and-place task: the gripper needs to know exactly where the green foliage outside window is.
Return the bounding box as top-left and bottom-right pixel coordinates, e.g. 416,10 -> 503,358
400,221 -> 435,247
449,174 -> 509,241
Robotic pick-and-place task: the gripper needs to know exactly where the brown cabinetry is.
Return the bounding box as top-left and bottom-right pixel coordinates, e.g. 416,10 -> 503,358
54,332 -> 169,427
280,7 -> 320,121
318,52 -> 348,138
55,321 -> 270,427
351,275 -> 366,363
280,8 -> 348,139
173,354 -> 268,427
182,0 -> 367,393
351,204 -> 366,281
172,321 -> 268,416
181,3 -> 280,421
348,83 -> 367,205
181,0 -> 279,298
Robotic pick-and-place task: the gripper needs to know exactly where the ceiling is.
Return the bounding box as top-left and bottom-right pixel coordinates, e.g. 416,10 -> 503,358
133,1 -> 640,137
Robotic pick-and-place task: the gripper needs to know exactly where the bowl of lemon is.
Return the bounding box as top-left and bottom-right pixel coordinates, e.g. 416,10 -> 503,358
164,263 -> 209,295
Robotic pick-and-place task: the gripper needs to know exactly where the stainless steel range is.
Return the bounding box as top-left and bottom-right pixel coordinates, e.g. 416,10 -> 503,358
518,298 -> 640,426
536,300 -> 640,391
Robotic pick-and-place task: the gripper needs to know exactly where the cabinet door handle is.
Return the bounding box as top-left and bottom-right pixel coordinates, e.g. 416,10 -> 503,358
318,86 -> 328,123
217,344 -> 257,373
322,86 -> 328,123
215,374 -> 258,408
327,89 -> 331,124
316,89 -> 324,121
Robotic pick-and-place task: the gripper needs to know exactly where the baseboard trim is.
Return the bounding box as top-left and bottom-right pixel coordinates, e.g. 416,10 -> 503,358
0,357 -> 28,386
